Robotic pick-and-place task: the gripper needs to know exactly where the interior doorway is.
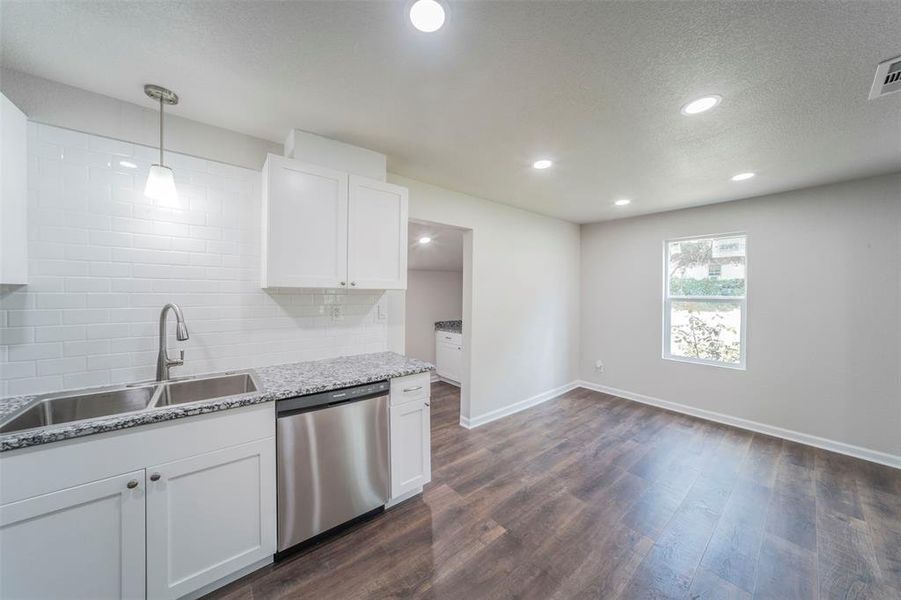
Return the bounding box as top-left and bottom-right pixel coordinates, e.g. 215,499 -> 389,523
388,218 -> 472,424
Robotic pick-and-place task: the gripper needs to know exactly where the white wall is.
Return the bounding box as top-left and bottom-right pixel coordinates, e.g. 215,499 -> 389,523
0,69 -> 279,171
404,270 -> 463,364
391,175 -> 581,424
580,173 -> 901,459
0,124 -> 387,396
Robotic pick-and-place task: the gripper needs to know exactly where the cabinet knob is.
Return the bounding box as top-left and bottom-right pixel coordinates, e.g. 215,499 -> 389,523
339,281 -> 346,286
350,281 -> 356,287
126,480 -> 139,489
150,473 -> 161,482
425,402 -> 430,407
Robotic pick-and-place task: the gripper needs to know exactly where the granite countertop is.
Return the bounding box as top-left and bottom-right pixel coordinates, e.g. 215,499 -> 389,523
435,320 -> 463,334
0,351 -> 433,453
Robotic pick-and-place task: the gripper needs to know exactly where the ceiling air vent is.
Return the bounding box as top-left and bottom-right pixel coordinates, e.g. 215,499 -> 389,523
869,55 -> 901,100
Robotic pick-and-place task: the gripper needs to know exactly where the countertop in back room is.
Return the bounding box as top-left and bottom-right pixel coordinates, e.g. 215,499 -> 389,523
435,320 -> 462,334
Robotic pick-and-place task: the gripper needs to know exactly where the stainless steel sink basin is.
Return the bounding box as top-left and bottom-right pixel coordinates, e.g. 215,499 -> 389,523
0,370 -> 260,436
152,373 -> 257,407
0,385 -> 159,434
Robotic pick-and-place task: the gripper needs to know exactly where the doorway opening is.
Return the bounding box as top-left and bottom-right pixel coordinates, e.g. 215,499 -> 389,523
393,219 -> 472,425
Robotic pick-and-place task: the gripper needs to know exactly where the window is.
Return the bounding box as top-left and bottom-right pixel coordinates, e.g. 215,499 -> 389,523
664,234 -> 747,368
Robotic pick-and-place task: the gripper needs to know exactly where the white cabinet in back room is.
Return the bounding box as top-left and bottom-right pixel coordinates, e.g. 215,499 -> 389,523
435,331 -> 463,384
261,154 -> 408,290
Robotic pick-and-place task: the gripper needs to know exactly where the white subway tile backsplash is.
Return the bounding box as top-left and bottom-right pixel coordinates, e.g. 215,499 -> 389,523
36,357 -> 86,376
90,230 -> 133,247
2,125 -> 389,396
8,311 -> 62,327
1,328 -> 35,345
8,343 -> 63,362
34,326 -> 85,343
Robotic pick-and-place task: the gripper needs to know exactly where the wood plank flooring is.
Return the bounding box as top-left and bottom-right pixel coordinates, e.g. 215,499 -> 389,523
206,383 -> 901,600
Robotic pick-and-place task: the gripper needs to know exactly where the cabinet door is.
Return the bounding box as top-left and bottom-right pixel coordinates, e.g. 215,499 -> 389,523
0,470 -> 146,600
347,175 -> 408,290
263,155 -> 348,288
447,344 -> 463,382
1,92 -> 28,285
146,438 -> 276,600
389,398 -> 431,499
435,341 -> 456,381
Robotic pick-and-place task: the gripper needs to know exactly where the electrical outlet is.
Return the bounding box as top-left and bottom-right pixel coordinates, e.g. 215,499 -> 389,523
332,305 -> 343,321
595,359 -> 605,373
377,302 -> 387,321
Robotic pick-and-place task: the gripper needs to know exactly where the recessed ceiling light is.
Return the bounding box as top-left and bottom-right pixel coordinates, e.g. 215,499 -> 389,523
614,199 -> 631,206
418,236 -> 432,244
680,95 -> 721,115
409,0 -> 446,32
119,160 -> 137,169
731,172 -> 756,181
532,159 -> 553,170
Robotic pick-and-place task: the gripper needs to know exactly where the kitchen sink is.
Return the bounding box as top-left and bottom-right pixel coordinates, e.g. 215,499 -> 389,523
0,385 -> 160,434
151,373 -> 258,407
0,371 -> 260,435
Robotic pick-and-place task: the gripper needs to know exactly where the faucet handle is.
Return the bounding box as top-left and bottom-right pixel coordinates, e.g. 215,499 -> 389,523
169,349 -> 185,367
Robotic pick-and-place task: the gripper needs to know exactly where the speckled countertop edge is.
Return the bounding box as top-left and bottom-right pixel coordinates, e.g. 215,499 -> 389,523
435,320 -> 463,334
0,351 -> 433,453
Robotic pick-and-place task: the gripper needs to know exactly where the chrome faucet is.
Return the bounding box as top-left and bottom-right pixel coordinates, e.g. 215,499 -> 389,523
157,303 -> 189,381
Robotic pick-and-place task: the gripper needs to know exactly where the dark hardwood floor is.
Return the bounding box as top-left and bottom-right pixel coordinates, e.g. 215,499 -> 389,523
207,383 -> 901,600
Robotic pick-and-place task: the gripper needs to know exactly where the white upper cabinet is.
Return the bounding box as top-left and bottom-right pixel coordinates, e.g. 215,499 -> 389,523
347,175 -> 408,290
262,154 -> 408,290
262,155 -> 348,288
1,92 -> 28,285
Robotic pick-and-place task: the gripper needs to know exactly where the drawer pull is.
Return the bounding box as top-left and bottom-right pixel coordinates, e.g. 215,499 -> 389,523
403,386 -> 423,393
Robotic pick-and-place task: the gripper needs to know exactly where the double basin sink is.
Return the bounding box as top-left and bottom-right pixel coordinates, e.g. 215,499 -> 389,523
0,372 -> 258,435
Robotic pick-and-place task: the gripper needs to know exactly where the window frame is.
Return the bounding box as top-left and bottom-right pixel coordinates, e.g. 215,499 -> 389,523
662,232 -> 748,370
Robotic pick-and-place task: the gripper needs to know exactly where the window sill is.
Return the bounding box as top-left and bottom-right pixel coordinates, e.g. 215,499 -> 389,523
662,355 -> 746,371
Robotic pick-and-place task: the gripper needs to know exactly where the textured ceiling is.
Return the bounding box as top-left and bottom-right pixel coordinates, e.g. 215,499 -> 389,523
2,1 -> 900,223
408,221 -> 463,272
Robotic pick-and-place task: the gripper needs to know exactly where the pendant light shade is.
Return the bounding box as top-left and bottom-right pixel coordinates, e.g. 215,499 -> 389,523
145,164 -> 178,203
143,84 -> 179,204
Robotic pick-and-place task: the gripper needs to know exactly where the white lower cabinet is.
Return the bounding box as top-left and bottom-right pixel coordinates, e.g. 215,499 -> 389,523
0,403 -> 276,600
146,439 -> 276,599
389,374 -> 431,500
435,331 -> 463,383
0,470 -> 147,600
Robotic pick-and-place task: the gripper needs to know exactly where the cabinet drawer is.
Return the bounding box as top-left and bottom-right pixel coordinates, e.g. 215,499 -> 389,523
435,331 -> 462,346
390,373 -> 430,406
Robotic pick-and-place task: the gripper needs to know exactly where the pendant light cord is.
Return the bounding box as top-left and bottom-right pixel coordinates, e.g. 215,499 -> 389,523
159,96 -> 165,166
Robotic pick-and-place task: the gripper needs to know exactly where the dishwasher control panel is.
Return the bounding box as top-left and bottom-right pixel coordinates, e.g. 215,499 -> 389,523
276,380 -> 389,415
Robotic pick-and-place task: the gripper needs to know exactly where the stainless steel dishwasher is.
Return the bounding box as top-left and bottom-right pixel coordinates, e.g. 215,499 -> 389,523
276,381 -> 390,554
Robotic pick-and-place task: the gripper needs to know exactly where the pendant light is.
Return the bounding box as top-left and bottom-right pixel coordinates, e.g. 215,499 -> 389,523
143,84 -> 179,204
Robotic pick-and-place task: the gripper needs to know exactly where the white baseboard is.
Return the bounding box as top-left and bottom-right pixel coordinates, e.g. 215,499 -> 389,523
460,381 -> 579,429
576,380 -> 901,470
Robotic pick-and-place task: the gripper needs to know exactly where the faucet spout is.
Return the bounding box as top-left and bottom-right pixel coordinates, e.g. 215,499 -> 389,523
157,303 -> 189,381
